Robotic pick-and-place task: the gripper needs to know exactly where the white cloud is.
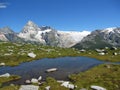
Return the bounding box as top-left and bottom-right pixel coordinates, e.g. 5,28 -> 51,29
0,3 -> 8,8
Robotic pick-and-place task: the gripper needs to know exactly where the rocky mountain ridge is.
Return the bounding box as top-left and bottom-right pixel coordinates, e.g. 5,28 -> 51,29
18,21 -> 91,47
0,21 -> 90,47
0,21 -> 120,48
0,27 -> 23,42
73,27 -> 120,49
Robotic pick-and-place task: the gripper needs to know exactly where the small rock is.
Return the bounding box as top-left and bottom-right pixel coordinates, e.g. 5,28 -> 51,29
38,82 -> 42,85
0,73 -> 10,78
61,81 -> 69,87
25,80 -> 31,84
19,85 -> 39,90
31,78 -> 38,83
96,49 -> 105,53
91,85 -> 106,90
106,64 -> 111,69
0,62 -> 5,66
28,52 -> 36,58
45,86 -> 50,90
10,84 -> 15,86
98,52 -> 105,55
80,49 -> 86,52
38,76 -> 42,81
61,81 -> 75,89
113,52 -> 117,56
105,47 -> 109,49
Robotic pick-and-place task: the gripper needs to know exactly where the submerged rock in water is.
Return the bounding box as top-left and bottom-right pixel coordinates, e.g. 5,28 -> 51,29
45,68 -> 58,73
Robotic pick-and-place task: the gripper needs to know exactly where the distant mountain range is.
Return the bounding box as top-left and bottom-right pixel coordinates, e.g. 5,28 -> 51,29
0,21 -> 90,47
0,21 -> 120,49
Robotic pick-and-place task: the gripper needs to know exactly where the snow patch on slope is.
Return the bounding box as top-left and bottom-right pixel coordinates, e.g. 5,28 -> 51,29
58,31 -> 91,42
0,33 -> 8,41
35,29 -> 52,43
101,27 -> 116,34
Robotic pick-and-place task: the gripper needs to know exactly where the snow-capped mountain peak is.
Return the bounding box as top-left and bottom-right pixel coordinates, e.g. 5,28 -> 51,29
17,20 -> 91,47
27,20 -> 35,25
18,21 -> 55,44
101,27 -> 116,34
73,27 -> 120,49
21,21 -> 41,33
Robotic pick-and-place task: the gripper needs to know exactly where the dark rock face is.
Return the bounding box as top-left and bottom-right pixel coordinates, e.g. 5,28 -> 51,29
42,30 -> 60,46
73,27 -> 120,49
4,33 -> 24,42
0,27 -> 23,42
40,26 -> 53,31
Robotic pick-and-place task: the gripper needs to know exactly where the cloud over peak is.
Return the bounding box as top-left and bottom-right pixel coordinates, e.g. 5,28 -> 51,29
0,3 -> 8,8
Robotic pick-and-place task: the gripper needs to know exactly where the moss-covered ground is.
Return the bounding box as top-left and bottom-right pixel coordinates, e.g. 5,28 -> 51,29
0,75 -> 20,90
69,64 -> 120,90
79,49 -> 120,62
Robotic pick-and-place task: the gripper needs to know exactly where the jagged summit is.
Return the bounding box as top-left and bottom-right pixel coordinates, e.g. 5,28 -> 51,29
27,20 -> 35,25
21,20 -> 41,33
40,26 -> 54,31
18,21 -> 55,44
101,27 -> 120,34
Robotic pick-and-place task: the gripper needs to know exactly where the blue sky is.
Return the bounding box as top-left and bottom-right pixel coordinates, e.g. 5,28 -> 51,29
0,0 -> 120,32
